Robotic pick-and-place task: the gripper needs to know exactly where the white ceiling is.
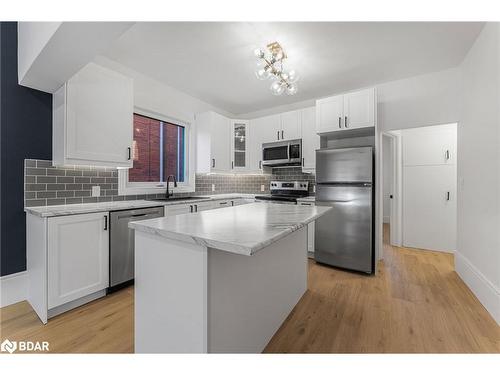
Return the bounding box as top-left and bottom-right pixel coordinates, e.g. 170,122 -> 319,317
103,22 -> 484,115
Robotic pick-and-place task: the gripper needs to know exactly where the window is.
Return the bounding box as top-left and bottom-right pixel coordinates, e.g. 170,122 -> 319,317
129,113 -> 186,183
118,111 -> 194,195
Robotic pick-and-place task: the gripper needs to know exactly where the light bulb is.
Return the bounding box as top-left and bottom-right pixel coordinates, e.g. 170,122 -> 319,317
286,83 -> 298,96
270,81 -> 285,96
255,67 -> 270,80
280,71 -> 289,80
288,70 -> 299,83
254,48 -> 265,58
273,63 -> 283,74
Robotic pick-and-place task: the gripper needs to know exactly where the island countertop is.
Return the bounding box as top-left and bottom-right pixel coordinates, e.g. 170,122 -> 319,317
129,202 -> 331,256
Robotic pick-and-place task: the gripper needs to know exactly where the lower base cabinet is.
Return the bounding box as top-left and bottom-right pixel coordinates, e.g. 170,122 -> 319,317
48,212 -> 109,309
298,201 -> 315,254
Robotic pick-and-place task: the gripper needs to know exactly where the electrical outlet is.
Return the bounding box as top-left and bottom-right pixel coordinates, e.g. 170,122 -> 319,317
91,186 -> 101,197
211,184 -> 215,192
260,184 -> 265,192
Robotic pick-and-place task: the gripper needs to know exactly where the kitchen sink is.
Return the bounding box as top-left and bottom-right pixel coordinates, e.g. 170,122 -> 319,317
148,196 -> 209,202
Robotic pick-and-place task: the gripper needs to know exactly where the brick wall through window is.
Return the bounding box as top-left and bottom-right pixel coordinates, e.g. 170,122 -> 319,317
129,113 -> 185,183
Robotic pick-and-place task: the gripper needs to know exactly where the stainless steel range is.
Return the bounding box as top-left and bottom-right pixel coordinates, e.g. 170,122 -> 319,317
254,181 -> 309,204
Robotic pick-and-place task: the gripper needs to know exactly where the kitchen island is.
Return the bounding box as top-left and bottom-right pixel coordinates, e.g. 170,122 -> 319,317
129,202 -> 331,353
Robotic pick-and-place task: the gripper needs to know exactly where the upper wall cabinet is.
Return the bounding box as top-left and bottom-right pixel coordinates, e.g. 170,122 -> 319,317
53,63 -> 134,167
231,120 -> 249,170
196,111 -> 232,173
248,114 -> 281,171
280,110 -> 302,140
300,107 -> 319,170
316,87 -> 376,134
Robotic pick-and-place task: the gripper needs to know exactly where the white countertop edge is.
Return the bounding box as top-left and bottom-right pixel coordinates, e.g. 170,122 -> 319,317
24,194 -> 256,218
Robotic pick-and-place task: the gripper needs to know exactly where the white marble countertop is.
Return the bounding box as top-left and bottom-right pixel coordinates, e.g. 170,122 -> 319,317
24,194 -> 254,218
129,202 -> 331,256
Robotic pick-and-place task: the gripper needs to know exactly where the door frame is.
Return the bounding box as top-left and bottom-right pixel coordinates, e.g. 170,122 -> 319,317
378,131 -> 403,259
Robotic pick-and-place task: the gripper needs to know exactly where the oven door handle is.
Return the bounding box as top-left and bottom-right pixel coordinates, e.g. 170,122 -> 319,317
287,143 -> 291,161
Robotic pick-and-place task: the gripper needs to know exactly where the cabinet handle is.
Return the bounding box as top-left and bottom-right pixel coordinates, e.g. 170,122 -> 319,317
231,201 -> 234,206
302,157 -> 305,167
190,205 -> 193,213
219,201 -> 228,205
300,203 -> 312,206
127,147 -> 131,160
338,117 -> 342,128
232,161 -> 234,169
277,131 -> 280,140
281,130 -> 284,139
446,192 -> 450,201
104,215 -> 108,230
345,116 -> 348,128
259,160 -> 262,169
445,150 -> 450,160
212,158 -> 215,168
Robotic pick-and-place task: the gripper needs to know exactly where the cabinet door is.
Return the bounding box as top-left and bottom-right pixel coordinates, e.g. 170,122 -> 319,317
300,107 -> 320,169
48,212 -> 109,309
193,201 -> 214,212
403,165 -> 456,252
316,95 -> 344,133
65,63 -> 133,166
248,114 -> 281,171
343,88 -> 375,130
280,110 -> 301,140
403,124 -> 457,166
298,202 -> 315,253
165,203 -> 193,216
231,120 -> 249,170
210,112 -> 231,172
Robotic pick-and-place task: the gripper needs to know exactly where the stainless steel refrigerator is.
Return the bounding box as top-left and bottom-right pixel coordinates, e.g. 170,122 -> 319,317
314,146 -> 374,274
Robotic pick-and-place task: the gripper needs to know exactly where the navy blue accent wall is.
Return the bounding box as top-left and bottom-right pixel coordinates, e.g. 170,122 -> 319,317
0,22 -> 52,276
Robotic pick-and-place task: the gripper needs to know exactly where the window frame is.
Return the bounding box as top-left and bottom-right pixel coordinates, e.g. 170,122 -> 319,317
118,108 -> 195,195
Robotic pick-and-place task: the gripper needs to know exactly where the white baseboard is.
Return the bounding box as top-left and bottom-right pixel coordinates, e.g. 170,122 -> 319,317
455,252 -> 500,325
0,271 -> 28,308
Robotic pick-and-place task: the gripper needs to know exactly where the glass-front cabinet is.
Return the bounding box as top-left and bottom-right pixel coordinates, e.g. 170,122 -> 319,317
231,120 -> 249,170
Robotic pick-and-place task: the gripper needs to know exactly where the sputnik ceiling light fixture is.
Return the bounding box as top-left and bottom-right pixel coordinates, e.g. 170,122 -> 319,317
254,42 -> 299,96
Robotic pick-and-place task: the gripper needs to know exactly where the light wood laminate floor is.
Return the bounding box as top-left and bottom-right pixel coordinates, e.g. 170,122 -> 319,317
1,225 -> 499,353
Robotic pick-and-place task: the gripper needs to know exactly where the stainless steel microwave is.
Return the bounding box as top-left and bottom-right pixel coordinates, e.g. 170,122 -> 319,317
262,139 -> 302,167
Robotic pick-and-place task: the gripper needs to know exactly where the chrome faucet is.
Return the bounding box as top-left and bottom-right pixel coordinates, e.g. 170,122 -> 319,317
165,175 -> 178,199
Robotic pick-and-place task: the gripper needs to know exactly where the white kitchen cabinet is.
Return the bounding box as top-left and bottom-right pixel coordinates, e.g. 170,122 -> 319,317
343,88 -> 376,130
165,203 -> 193,216
248,114 -> 281,171
316,94 -> 344,134
196,111 -> 232,173
298,201 -> 315,255
316,87 -> 376,134
47,212 -> 109,309
402,124 -> 457,166
280,110 -> 302,140
231,120 -> 249,171
300,107 -> 319,170
53,62 -> 133,167
192,201 -> 214,212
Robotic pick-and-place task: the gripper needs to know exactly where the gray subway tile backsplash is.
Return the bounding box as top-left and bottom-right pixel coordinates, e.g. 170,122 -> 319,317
24,159 -> 316,208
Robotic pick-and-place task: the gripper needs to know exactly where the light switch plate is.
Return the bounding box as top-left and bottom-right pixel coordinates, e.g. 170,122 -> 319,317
91,186 -> 101,197
211,184 -> 215,192
260,184 -> 265,192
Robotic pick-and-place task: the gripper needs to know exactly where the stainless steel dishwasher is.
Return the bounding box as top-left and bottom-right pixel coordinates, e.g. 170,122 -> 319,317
109,206 -> 164,291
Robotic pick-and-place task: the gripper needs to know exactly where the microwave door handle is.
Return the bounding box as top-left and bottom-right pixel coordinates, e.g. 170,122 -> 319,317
287,143 -> 291,161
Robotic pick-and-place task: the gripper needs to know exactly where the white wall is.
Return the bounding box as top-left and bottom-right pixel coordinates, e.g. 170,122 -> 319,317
382,135 -> 392,222
456,23 -> 500,324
